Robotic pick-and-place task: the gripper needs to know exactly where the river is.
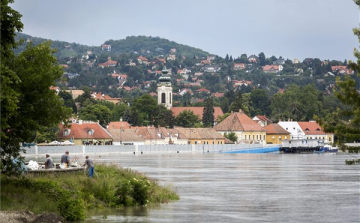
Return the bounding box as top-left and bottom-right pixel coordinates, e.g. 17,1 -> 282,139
82,153 -> 359,223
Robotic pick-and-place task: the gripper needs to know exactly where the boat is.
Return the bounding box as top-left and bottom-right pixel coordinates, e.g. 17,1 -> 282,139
280,139 -> 324,153
316,144 -> 338,153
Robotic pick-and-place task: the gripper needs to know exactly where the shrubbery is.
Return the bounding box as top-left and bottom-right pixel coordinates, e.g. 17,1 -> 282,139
1,164 -> 179,221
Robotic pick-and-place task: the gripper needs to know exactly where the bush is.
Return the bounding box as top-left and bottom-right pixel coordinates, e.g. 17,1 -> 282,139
1,164 -> 179,221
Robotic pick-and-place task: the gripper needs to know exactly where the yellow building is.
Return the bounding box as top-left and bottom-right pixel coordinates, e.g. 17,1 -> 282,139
263,124 -> 291,144
214,110 -> 266,144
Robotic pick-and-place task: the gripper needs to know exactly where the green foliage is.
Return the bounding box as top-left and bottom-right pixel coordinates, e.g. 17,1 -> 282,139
79,104 -> 112,127
175,110 -> 201,127
106,36 -> 209,57
1,164 -> 179,221
58,90 -> 77,113
250,89 -> 270,116
202,97 -> 214,127
1,40 -> 72,172
224,132 -> 238,142
229,92 -> 245,113
270,84 -> 323,121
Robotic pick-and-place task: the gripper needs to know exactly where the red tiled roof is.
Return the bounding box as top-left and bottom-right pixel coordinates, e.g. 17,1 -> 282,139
255,115 -> 272,123
58,122 -> 113,140
149,92 -> 157,97
331,66 -> 347,71
107,121 -> 131,130
170,107 -> 224,120
298,122 -> 330,135
214,111 -> 265,132
212,92 -> 224,98
263,124 -> 289,135
196,88 -> 210,93
263,65 -> 280,71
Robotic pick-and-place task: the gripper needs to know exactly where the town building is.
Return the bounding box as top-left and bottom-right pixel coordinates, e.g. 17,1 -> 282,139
157,68 -> 173,109
214,110 -> 266,144
263,124 -> 290,144
252,115 -> 272,127
58,121 -> 113,146
175,127 -> 225,145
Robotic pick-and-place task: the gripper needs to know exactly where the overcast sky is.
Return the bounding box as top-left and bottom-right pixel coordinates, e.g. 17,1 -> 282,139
12,0 -> 359,61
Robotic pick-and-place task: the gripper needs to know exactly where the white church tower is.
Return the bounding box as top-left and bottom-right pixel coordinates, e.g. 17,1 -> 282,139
157,67 -> 172,109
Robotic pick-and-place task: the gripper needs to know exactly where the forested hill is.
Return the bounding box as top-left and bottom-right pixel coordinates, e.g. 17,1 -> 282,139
14,33 -> 93,58
104,36 -> 210,57
14,33 -> 210,58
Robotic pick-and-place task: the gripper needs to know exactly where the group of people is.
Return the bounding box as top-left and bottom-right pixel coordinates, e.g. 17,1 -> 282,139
44,151 -> 95,178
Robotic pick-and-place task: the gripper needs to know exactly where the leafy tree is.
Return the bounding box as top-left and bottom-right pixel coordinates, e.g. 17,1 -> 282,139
224,132 -> 238,143
58,91 -> 77,113
133,94 -> 158,125
78,104 -> 112,127
320,1 -> 360,165
229,92 -> 244,113
258,52 -> 266,66
175,110 -> 200,127
153,105 -> 175,128
1,16 -> 72,174
202,97 -> 214,127
250,89 -> 270,116
111,103 -> 129,121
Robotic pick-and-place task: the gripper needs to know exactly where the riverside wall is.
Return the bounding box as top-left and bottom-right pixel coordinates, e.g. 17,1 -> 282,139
20,143 -> 281,157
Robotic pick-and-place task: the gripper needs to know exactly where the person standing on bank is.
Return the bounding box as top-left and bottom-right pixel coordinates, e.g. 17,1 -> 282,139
83,156 -> 94,178
44,154 -> 54,169
61,151 -> 70,168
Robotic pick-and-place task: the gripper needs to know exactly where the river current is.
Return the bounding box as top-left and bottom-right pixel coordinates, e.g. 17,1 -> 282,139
82,153 -> 359,223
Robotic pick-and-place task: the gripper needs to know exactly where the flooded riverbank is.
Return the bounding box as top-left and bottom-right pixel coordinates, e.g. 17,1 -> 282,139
33,153 -> 360,223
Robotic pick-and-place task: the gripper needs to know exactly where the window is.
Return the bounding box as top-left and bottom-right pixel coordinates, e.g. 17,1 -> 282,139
161,93 -> 166,103
64,129 -> 70,136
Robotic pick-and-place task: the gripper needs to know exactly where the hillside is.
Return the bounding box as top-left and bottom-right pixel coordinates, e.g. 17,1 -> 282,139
14,33 -> 210,58
104,36 -> 210,57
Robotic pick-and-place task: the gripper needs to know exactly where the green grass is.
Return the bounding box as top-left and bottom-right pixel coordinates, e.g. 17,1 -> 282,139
1,164 -> 179,221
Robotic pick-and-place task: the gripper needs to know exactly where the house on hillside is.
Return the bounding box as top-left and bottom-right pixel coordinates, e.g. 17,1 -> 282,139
98,57 -> 117,68
101,44 -> 111,51
233,63 -> 246,70
262,65 -> 283,73
91,92 -> 121,104
214,110 -> 266,144
273,59 -> 285,65
202,65 -> 221,73
65,90 -> 84,99
248,55 -> 258,63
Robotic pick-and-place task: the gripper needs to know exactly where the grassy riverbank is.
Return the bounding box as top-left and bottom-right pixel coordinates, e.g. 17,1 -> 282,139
0,164 -> 179,221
